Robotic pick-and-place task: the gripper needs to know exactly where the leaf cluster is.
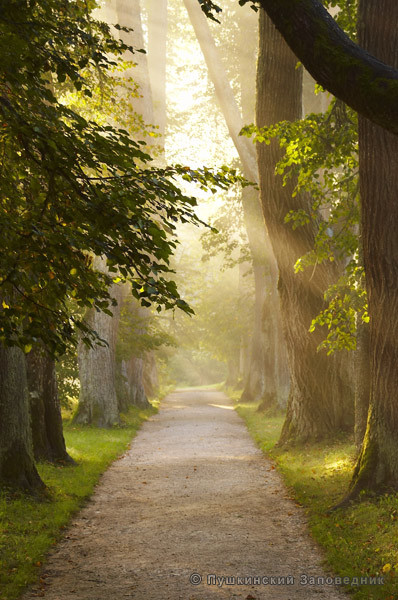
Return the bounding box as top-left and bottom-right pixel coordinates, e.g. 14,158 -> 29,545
116,298 -> 176,363
242,97 -> 364,352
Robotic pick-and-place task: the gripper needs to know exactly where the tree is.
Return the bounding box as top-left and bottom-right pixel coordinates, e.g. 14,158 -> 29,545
0,346 -> 44,491
75,0 -> 153,427
0,0 -> 241,489
26,346 -> 73,463
147,0 -> 168,138
0,0 -> 239,354
75,259 -> 123,427
255,10 -> 353,442
345,0 -> 398,497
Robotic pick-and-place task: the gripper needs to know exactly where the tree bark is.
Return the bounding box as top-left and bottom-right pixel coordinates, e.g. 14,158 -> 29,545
256,11 -> 354,443
75,259 -> 122,427
346,0 -> 398,496
354,318 -> 370,451
126,356 -> 151,408
0,345 -> 44,491
255,0 -> 398,135
116,359 -> 130,413
26,347 -> 73,463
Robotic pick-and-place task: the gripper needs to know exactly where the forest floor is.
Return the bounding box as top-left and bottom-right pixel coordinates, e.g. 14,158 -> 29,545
21,389 -> 349,600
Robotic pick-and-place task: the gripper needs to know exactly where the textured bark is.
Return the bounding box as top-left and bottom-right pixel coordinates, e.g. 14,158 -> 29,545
76,296 -> 121,426
76,258 -> 122,427
116,359 -> 130,413
256,11 -> 354,443
347,0 -> 398,496
126,356 -> 151,409
354,319 -> 370,451
26,347 -> 73,463
240,189 -> 278,404
257,0 -> 398,135
0,345 -> 44,491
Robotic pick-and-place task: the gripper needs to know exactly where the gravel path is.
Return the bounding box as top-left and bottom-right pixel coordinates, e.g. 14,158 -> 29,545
23,389 -> 350,600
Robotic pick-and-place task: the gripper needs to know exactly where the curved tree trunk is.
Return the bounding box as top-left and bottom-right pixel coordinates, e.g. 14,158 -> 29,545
346,0 -> 398,497
256,0 -> 398,135
0,345 -> 44,491
26,346 -> 73,463
256,10 -> 354,443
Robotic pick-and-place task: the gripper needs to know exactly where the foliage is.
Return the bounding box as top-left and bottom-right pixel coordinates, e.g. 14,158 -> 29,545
0,0 -> 245,355
116,295 -> 176,363
242,71 -> 365,352
199,0 -> 358,33
58,59 -> 160,143
0,404 -> 156,600
200,184 -> 251,269
236,400 -> 398,600
56,348 -> 80,408
159,231 -> 253,385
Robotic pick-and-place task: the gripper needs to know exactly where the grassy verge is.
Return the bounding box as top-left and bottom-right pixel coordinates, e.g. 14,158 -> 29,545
233,400 -> 398,600
0,403 -> 157,600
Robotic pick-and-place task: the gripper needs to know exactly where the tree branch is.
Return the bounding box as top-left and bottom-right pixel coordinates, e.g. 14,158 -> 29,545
255,0 -> 398,134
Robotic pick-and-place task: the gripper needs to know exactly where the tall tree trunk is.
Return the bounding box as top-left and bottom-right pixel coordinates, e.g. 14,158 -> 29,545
147,0 -> 167,137
0,345 -> 44,491
143,352 -> 159,398
346,0 -> 398,496
116,0 -> 155,125
256,10 -> 353,443
26,347 -> 73,463
116,359 -> 130,413
75,258 -> 122,427
127,356 -> 151,408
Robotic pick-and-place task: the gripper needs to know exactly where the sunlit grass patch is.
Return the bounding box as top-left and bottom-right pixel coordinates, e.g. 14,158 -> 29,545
234,401 -> 398,600
0,404 -> 156,600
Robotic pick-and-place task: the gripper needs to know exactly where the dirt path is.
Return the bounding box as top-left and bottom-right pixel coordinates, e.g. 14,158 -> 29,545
23,389 -> 350,600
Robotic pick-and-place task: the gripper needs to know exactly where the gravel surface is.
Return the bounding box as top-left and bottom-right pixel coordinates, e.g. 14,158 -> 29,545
22,389 -> 350,599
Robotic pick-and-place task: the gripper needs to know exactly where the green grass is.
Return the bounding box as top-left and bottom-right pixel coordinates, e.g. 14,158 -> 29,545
234,401 -> 398,600
0,404 -> 156,600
